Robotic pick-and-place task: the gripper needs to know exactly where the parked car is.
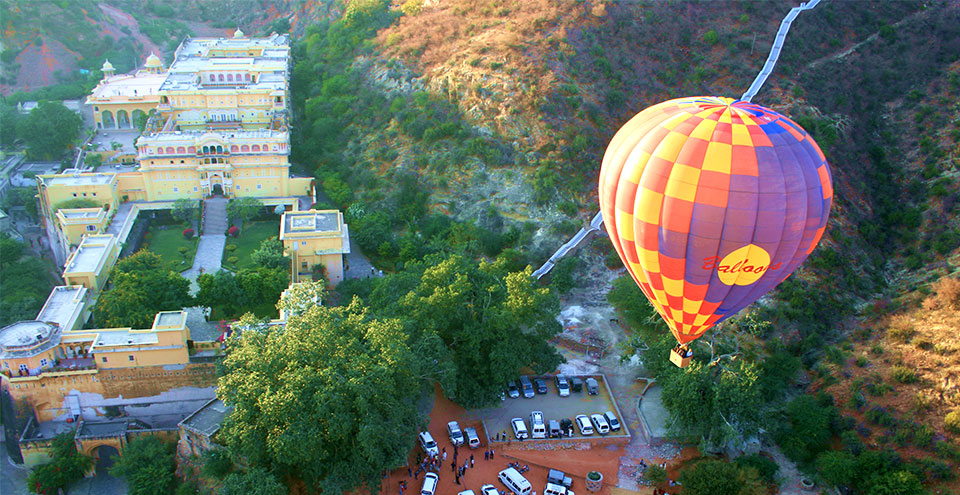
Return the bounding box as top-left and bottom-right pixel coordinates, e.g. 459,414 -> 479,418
530,410 -> 546,439
507,381 -> 520,398
585,377 -> 599,395
548,419 -> 562,438
544,482 -> 575,495
575,414 -> 594,435
519,376 -> 535,398
590,413 -> 610,434
559,418 -> 574,437
604,411 -> 621,431
547,469 -> 573,488
421,472 -> 439,495
458,491 -> 476,495
480,485 -> 499,495
570,377 -> 584,393
555,375 -> 570,397
464,426 -> 481,448
419,431 -> 439,457
534,377 -> 548,394
447,420 -> 464,446
511,417 -> 529,439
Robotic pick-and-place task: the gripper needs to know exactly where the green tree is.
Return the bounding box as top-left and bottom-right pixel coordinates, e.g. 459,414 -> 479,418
84,152 -> 103,168
217,467 -> 285,495
171,198 -> 198,225
196,267 -> 289,319
16,101 -> 83,160
1,104 -> 21,148
110,436 -> 176,495
1,187 -> 39,221
774,394 -> 835,463
817,450 -> 857,487
93,251 -> 193,328
251,236 -> 289,269
201,448 -> 234,479
367,254 -> 564,408
678,460 -> 766,495
226,197 -> 264,228
217,300 -> 422,494
26,432 -> 92,494
868,470 -> 926,495
1,233 -> 57,326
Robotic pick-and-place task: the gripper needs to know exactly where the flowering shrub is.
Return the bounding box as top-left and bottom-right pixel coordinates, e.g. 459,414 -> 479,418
228,226 -> 240,237
183,228 -> 195,238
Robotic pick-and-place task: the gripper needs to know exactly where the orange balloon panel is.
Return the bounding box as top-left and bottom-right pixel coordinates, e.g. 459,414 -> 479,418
599,96 -> 832,345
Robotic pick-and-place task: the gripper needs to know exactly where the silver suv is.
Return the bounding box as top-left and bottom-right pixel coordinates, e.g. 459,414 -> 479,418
418,431 -> 439,457
447,421 -> 464,446
555,375 -> 570,397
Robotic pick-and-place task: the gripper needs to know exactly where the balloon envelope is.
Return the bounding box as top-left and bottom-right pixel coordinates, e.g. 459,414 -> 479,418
599,96 -> 832,345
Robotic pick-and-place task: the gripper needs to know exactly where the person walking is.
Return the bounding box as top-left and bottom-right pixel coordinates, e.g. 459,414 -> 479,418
490,448 -> 495,459
451,461 -> 456,472
442,450 -> 447,462
470,456 -> 475,468
407,467 -> 412,478
484,450 -> 489,461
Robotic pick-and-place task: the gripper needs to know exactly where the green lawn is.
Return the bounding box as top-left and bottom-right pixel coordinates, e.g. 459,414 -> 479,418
143,226 -> 198,273
222,220 -> 281,271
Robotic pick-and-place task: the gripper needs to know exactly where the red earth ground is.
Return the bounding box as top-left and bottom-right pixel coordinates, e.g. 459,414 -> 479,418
380,386 -> 662,495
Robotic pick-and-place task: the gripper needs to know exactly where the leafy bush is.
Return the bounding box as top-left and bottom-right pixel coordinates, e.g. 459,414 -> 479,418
890,366 -> 918,384
227,256 -> 239,265
225,244 -> 237,252
702,29 -> 719,45
182,228 -> 194,238
887,324 -> 915,343
228,226 -> 240,237
946,410 -> 960,434
733,454 -> 778,482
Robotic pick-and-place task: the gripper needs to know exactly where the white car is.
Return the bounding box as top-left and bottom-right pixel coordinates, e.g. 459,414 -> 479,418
575,414 -> 594,435
419,431 -> 439,457
480,484 -> 499,495
447,420 -> 464,446
604,411 -> 621,431
511,417 -> 529,439
421,472 -> 438,495
458,491 -> 476,495
590,413 -> 610,434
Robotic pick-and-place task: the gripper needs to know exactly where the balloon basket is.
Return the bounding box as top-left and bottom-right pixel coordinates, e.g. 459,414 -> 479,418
670,348 -> 691,368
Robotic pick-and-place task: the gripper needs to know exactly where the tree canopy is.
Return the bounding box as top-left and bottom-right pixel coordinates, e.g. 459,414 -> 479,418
251,236 -> 289,269
171,198 -> 198,225
196,267 -> 289,319
217,300 -> 421,494
1,233 -> 57,327
678,459 -> 767,495
109,435 -> 177,495
217,467 -> 286,495
93,251 -> 193,328
226,197 -> 265,228
16,101 -> 83,160
26,432 -> 91,494
365,254 -> 564,408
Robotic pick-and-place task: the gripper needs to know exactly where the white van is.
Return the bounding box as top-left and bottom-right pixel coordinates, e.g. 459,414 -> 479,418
498,467 -> 532,495
530,410 -> 546,439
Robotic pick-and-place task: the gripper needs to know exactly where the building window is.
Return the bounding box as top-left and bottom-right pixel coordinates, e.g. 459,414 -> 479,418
40,358 -> 48,367
102,357 -> 107,363
173,187 -> 179,193
82,193 -> 87,197
209,75 -> 215,82
86,225 -> 97,232
257,184 -> 262,190
194,186 -> 198,192
19,364 -> 27,372
128,355 -> 134,361
92,192 -> 96,196
236,185 -> 241,190
72,193 -> 77,197
301,241 -> 306,246
252,144 -> 260,152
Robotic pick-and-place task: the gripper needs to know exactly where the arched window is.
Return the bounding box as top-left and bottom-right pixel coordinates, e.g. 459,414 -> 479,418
218,74 -> 224,81
177,147 -> 185,154
227,74 -> 233,82
156,148 -> 163,154
209,75 -> 215,82
241,145 -> 249,152
202,146 -> 209,154
230,145 -> 239,152
252,144 -> 260,152
187,146 -> 196,153
165,147 -> 174,154
216,145 -> 223,153
245,73 -> 250,81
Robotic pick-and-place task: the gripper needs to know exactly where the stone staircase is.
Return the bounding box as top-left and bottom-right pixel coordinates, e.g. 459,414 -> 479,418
202,198 -> 229,236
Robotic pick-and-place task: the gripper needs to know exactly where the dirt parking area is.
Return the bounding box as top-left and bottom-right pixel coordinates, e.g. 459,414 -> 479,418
479,375 -> 629,443
381,386 -> 633,495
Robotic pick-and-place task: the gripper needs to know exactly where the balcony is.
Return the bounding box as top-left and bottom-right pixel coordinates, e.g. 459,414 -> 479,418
4,357 -> 97,380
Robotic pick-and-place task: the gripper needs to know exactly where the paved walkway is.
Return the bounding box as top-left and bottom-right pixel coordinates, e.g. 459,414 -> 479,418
182,198 -> 228,294
105,202 -> 134,237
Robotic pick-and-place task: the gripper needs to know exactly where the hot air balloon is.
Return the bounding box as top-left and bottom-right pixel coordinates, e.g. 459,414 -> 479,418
599,96 -> 832,367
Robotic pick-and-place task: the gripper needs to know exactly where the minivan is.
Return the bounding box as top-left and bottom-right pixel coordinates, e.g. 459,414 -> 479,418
590,413 -> 610,434
575,414 -> 593,435
511,417 -> 529,439
519,376 -> 535,398
421,472 -> 438,495
570,377 -> 583,393
604,411 -> 621,431
547,469 -> 573,488
530,410 -> 546,439
464,426 -> 481,448
585,377 -> 599,395
555,375 -> 570,397
498,467 -> 532,495
548,419 -> 562,438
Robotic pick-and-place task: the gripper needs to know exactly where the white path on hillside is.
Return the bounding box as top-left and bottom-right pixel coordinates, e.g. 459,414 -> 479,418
532,211 -> 604,279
